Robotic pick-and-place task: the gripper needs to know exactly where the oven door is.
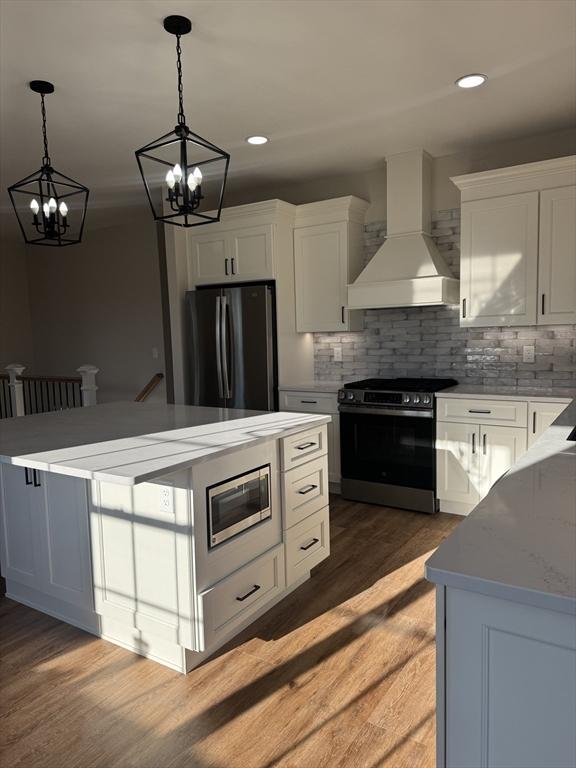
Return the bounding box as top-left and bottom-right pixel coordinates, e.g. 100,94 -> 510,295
340,406 -> 435,491
207,465 -> 271,548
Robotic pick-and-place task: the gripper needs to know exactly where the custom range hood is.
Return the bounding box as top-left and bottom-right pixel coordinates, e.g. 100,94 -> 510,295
348,149 -> 459,309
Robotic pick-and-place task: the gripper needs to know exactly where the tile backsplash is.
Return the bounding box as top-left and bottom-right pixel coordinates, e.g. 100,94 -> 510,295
313,210 -> 576,392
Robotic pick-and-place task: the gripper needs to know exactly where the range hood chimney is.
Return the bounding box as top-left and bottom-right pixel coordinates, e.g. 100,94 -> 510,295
347,149 -> 459,309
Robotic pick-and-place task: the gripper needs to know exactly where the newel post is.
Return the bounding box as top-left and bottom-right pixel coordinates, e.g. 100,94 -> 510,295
77,364 -> 99,407
6,363 -> 25,417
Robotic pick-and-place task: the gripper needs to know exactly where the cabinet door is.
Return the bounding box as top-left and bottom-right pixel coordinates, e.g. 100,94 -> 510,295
0,465 -> 43,589
436,422 -> 480,506
229,225 -> 274,280
528,401 -> 568,447
188,231 -> 229,285
294,222 -> 350,332
538,185 -> 576,325
478,425 -> 527,498
460,192 -> 539,327
37,472 -> 93,609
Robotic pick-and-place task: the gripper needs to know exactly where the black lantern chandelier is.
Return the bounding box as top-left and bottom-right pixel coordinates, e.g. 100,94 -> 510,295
7,81 -> 89,247
135,15 -> 230,228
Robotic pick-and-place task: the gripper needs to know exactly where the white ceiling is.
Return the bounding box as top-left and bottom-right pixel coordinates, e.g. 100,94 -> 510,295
1,0 -> 575,208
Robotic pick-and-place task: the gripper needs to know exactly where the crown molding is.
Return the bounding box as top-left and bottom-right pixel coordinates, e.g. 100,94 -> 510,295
451,155 -> 576,191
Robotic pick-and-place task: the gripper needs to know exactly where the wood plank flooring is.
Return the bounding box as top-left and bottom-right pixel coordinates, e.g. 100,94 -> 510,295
0,496 -> 460,768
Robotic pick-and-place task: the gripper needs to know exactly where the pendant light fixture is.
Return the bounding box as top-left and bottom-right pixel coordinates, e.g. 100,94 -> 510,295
135,15 -> 230,228
7,81 -> 89,246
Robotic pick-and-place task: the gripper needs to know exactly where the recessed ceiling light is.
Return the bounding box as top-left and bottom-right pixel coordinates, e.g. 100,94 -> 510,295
246,135 -> 269,145
456,73 -> 487,89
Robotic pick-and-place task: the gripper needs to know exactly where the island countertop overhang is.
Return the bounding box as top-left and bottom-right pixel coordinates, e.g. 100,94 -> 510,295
0,402 -> 331,485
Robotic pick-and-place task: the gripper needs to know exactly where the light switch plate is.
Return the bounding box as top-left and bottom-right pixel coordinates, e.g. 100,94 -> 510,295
523,345 -> 535,363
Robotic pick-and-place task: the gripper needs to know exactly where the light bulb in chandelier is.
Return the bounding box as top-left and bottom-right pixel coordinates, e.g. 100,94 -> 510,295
59,201 -> 68,218
43,202 -> 50,217
30,199 -> 40,215
187,173 -> 197,191
172,164 -> 182,183
48,197 -> 57,213
166,170 -> 176,189
193,167 -> 202,185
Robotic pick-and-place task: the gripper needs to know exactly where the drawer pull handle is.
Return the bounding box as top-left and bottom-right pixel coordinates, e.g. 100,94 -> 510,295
300,537 -> 320,551
224,257 -> 229,276
295,441 -> 316,451
24,468 -> 32,485
236,584 -> 261,602
468,409 -> 492,414
300,400 -> 318,404
472,432 -> 476,455
298,483 -> 318,495
483,433 -> 487,455
33,469 -> 41,487
533,411 -> 537,434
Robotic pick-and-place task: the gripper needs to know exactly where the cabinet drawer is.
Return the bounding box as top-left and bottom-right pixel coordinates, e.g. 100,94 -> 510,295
282,455 -> 329,529
280,391 -> 339,415
281,425 -> 328,470
437,397 -> 528,427
197,544 -> 285,652
285,506 -> 330,585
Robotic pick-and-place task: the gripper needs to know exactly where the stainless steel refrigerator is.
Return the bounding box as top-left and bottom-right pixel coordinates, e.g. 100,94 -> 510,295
185,283 -> 277,410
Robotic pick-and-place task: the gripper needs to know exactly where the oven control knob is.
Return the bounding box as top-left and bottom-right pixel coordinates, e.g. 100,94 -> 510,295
413,395 -> 421,404
338,391 -> 346,400
423,395 -> 431,405
346,391 -> 355,400
402,394 -> 411,404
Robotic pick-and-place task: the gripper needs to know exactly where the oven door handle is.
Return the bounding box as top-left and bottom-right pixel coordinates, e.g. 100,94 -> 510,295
338,405 -> 433,418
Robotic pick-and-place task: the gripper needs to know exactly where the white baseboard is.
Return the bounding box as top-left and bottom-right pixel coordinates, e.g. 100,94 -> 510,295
438,499 -> 475,516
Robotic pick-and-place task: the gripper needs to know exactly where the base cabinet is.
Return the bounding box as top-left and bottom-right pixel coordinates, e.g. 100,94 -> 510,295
0,465 -> 93,611
437,421 -> 526,512
440,586 -> 576,768
528,401 -> 569,446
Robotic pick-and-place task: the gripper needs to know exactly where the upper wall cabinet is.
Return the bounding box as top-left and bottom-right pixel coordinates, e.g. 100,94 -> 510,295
538,185 -> 576,325
453,156 -> 576,327
294,197 -> 369,332
188,223 -> 274,285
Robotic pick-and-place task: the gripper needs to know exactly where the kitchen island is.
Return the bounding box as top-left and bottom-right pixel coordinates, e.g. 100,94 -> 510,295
426,397 -> 576,768
0,402 -> 332,672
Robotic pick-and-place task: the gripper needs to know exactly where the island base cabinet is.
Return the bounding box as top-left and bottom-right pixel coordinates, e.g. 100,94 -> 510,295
441,587 -> 576,768
0,465 -> 93,614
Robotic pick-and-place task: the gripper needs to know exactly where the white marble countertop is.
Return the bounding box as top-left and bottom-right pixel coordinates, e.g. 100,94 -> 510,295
438,384 -> 575,401
278,381 -> 343,393
426,398 -> 576,615
0,402 -> 330,485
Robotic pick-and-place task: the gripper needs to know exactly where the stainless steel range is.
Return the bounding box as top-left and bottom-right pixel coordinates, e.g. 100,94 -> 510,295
338,377 -> 457,514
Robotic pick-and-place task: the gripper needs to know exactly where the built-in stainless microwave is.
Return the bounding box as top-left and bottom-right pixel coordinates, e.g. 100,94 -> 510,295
207,465 -> 271,548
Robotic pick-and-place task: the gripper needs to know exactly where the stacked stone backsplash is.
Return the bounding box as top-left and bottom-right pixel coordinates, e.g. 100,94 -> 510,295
313,209 -> 576,392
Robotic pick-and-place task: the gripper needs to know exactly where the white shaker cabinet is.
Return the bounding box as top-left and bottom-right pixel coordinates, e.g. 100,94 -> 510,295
528,400 -> 570,446
459,191 -> 539,327
188,224 -> 274,284
436,421 -> 480,508
538,185 -> 576,325
0,465 -> 44,589
437,396 -> 529,515
453,156 -> 576,328
0,465 -> 93,611
294,197 -> 368,332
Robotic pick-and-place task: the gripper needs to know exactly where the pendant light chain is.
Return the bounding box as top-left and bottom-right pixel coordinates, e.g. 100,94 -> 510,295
40,93 -> 51,167
176,34 -> 186,126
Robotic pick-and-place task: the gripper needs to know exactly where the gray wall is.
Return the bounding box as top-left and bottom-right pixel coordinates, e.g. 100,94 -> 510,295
314,211 -> 576,393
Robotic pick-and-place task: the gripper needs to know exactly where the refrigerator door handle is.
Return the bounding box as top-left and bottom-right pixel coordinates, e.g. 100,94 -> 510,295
221,295 -> 232,399
215,296 -> 224,398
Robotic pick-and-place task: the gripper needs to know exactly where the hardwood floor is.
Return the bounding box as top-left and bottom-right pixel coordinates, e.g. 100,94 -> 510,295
0,497 -> 460,768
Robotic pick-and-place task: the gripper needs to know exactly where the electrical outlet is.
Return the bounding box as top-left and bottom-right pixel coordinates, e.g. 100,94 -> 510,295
160,486 -> 173,513
333,346 -> 343,362
523,345 -> 535,363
